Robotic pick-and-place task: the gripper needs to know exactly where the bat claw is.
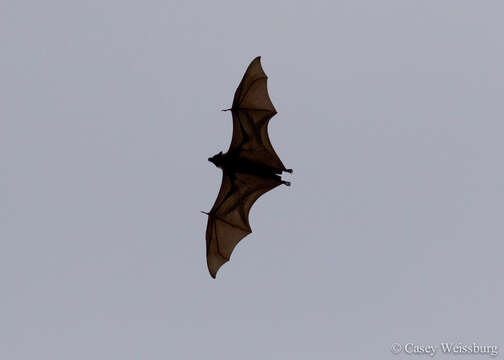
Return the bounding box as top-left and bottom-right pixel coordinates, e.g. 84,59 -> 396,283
282,180 -> 291,187
284,168 -> 293,174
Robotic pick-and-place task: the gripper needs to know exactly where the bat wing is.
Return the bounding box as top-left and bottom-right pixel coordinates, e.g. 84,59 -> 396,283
205,169 -> 283,278
228,57 -> 287,170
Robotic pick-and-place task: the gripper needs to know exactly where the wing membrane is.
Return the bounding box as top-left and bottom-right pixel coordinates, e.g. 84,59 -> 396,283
228,57 -> 286,170
206,170 -> 283,278
232,56 -> 276,112
228,109 -> 285,170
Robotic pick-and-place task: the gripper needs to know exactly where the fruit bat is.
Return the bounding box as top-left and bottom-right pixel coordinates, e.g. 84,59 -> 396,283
203,56 -> 292,278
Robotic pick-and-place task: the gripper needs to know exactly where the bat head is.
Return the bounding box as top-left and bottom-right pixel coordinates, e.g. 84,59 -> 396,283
208,151 -> 224,168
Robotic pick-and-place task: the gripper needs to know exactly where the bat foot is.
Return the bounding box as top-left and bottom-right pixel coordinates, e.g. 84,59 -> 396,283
282,180 -> 291,187
284,168 -> 293,174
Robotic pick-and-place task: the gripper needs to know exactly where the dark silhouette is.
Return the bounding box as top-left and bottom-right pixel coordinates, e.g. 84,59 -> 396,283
203,57 -> 292,278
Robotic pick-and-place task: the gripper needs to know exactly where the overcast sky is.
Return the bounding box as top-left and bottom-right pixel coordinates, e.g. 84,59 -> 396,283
2,1 -> 504,359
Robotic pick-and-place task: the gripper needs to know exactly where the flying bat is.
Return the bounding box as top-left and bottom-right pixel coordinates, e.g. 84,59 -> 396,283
203,56 -> 292,278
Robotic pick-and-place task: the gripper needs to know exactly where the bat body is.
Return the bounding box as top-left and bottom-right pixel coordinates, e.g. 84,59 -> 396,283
204,56 -> 292,278
208,150 -> 290,182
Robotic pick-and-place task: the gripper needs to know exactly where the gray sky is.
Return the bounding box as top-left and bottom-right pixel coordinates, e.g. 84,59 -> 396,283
2,1 -> 504,359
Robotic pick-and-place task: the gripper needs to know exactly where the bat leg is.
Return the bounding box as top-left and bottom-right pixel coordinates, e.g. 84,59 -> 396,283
267,173 -> 290,186
272,168 -> 293,174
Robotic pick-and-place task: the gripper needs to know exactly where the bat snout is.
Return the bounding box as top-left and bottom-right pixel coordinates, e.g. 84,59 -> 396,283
208,152 -> 224,167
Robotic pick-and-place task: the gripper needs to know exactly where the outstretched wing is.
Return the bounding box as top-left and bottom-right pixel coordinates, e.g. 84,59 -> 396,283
205,170 -> 283,278
228,56 -> 286,170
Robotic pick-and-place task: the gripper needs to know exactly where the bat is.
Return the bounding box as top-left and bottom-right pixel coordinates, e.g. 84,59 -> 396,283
203,56 -> 292,278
